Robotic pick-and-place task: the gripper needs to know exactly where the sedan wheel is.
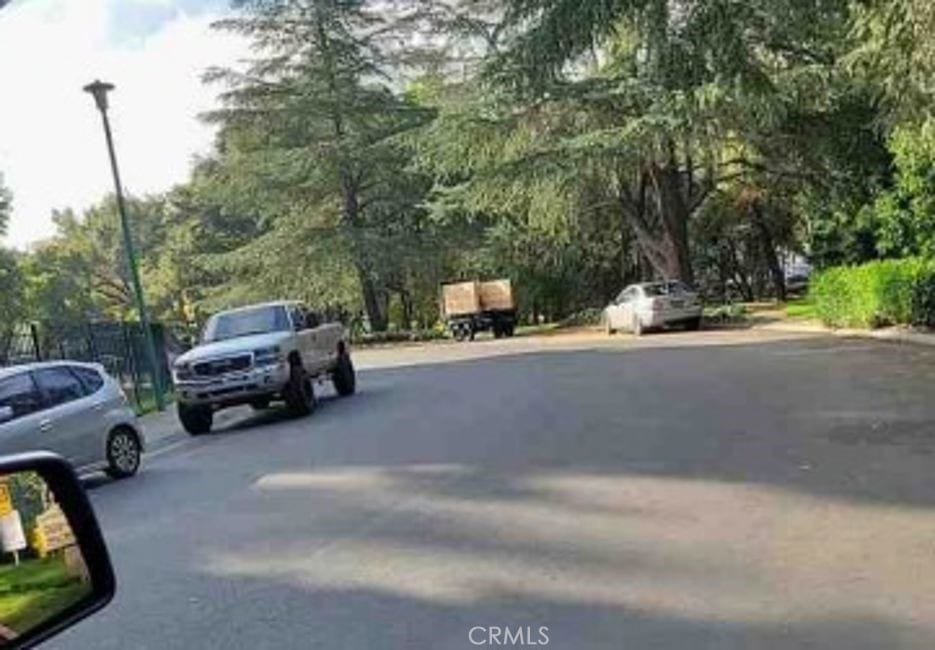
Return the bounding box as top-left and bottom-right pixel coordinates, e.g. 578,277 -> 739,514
106,428 -> 141,479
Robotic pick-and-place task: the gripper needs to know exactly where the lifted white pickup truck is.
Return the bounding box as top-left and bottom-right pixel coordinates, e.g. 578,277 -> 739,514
171,301 -> 355,435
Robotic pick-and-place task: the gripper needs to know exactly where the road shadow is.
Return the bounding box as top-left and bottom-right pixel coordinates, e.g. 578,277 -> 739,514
52,562 -> 932,650
55,334 -> 935,649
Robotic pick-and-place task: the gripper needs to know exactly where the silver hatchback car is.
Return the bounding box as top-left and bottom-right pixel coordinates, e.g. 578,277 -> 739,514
0,361 -> 145,478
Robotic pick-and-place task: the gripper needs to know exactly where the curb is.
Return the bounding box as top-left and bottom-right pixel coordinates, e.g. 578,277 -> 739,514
754,319 -> 935,347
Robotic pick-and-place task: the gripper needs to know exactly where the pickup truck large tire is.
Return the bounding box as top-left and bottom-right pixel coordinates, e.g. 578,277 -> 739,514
284,363 -> 317,416
332,352 -> 356,396
178,403 -> 212,436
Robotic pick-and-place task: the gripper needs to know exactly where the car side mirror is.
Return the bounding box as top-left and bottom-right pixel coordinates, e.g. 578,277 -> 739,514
0,452 -> 115,649
0,407 -> 13,425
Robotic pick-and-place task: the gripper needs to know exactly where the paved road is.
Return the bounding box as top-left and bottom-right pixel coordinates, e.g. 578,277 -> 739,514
51,328 -> 935,649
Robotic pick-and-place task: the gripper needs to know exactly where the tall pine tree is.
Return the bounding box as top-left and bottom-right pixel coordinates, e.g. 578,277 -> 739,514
206,0 -> 433,331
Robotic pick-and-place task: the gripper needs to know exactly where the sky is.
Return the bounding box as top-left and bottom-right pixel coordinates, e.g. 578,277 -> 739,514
0,0 -> 249,248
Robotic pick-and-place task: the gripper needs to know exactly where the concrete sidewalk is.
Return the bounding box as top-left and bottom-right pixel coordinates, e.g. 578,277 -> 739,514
756,317 -> 935,347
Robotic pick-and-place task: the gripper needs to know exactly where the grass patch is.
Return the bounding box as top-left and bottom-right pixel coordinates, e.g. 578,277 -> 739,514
133,387 -> 175,416
0,557 -> 91,634
785,298 -> 817,320
515,323 -> 562,337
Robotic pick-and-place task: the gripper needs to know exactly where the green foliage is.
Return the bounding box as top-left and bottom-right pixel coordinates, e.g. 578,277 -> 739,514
0,173 -> 11,237
561,307 -> 603,327
847,0 -> 935,123
810,258 -> 935,328
0,248 -> 25,344
862,121 -> 935,258
704,303 -> 748,323
5,0 -> 935,337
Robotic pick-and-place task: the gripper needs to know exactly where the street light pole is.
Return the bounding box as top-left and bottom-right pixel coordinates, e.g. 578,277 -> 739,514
83,80 -> 165,412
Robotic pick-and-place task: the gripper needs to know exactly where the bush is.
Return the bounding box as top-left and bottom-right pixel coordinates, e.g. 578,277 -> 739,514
704,303 -> 748,323
810,257 -> 935,328
561,308 -> 604,327
352,328 -> 448,346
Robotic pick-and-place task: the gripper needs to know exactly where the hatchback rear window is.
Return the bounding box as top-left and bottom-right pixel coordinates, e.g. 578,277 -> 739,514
71,367 -> 105,394
34,368 -> 86,407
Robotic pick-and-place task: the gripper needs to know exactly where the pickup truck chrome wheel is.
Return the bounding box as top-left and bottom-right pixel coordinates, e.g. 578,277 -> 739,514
332,352 -> 356,397
105,428 -> 141,479
285,364 -> 317,416
178,402 -> 213,436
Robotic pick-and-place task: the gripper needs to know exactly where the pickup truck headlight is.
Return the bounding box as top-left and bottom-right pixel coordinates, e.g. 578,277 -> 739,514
253,346 -> 283,367
173,363 -> 193,381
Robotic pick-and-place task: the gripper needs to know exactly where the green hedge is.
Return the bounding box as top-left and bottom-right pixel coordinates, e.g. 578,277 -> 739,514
810,258 -> 935,328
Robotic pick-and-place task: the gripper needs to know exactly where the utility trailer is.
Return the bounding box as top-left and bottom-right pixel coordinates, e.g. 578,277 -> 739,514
441,280 -> 517,341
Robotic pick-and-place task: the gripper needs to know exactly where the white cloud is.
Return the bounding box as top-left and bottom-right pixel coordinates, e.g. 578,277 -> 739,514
0,0 -> 248,247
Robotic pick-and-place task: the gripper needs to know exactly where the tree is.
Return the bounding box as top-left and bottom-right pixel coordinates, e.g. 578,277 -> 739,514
205,0 -> 436,331
848,0 -> 935,124
0,173 -> 11,238
461,0 -> 854,284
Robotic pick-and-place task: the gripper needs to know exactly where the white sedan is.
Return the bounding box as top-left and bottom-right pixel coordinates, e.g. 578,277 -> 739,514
604,281 -> 703,336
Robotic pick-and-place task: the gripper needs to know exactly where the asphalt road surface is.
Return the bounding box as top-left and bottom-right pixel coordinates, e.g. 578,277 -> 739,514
51,328 -> 935,649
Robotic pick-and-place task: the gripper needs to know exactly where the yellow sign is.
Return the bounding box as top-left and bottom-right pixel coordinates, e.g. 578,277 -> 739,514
34,504 -> 76,554
0,483 -> 12,517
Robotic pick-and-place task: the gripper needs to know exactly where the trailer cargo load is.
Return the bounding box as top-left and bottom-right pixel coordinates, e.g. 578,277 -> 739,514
441,279 -> 516,341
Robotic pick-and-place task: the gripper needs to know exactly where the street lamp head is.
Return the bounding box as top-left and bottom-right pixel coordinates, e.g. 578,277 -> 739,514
83,80 -> 115,112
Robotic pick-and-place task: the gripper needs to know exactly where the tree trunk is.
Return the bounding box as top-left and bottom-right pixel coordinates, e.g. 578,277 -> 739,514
355,265 -> 387,332
617,161 -> 696,286
727,241 -> 755,301
751,201 -> 786,302
654,165 -> 694,285
399,288 -> 414,330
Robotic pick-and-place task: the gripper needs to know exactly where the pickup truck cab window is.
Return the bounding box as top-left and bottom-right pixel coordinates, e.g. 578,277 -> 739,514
304,311 -> 321,329
289,306 -> 306,331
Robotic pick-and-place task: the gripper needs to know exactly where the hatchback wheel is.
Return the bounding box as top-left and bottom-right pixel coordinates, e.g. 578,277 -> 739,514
106,427 -> 141,479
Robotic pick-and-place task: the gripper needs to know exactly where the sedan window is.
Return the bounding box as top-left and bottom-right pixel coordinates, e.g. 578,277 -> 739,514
642,283 -> 668,297
0,373 -> 43,421
34,368 -> 86,408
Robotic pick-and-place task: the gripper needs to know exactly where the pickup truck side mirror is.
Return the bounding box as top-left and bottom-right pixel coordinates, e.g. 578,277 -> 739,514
0,452 -> 115,649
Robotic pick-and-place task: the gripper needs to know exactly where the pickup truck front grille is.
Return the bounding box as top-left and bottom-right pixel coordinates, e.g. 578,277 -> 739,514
193,355 -> 253,378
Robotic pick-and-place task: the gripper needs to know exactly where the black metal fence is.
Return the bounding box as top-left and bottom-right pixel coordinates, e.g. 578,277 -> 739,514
0,321 -> 183,413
